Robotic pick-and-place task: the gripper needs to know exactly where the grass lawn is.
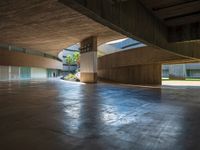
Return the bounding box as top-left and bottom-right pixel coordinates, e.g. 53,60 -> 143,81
162,78 -> 200,81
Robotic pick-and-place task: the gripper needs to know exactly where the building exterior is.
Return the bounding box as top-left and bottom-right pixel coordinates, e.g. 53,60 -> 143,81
162,64 -> 200,79
58,44 -> 80,75
0,44 -> 62,81
0,66 -> 59,81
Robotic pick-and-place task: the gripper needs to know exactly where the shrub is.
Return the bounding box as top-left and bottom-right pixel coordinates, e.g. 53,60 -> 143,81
64,73 -> 76,80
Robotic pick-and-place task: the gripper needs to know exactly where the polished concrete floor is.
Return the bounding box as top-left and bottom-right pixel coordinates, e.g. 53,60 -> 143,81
0,79 -> 200,150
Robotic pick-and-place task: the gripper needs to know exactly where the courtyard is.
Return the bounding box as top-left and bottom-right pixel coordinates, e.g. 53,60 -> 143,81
0,79 -> 200,150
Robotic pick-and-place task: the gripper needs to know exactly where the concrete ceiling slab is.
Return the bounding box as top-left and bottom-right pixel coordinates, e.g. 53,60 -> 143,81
0,0 -> 124,56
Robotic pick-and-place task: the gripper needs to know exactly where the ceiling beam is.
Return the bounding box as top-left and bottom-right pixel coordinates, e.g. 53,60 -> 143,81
154,0 -> 200,19
60,0 -> 200,59
121,42 -> 141,49
152,0 -> 198,10
140,0 -> 191,10
165,12 -> 200,26
168,22 -> 200,42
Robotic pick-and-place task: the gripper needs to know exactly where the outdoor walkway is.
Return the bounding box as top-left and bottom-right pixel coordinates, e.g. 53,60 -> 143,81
0,79 -> 200,150
163,80 -> 200,87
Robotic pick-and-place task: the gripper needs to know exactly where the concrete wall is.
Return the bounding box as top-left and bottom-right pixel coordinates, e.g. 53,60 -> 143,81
0,49 -> 63,70
98,64 -> 161,85
97,46 -> 198,85
98,46 -> 192,70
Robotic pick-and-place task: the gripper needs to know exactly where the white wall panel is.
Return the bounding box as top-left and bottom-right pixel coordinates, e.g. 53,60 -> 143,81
10,66 -> 20,80
31,67 -> 47,79
0,66 -> 9,81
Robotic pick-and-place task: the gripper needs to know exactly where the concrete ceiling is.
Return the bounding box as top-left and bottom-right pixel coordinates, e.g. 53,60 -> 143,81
0,0 -> 124,56
140,0 -> 200,26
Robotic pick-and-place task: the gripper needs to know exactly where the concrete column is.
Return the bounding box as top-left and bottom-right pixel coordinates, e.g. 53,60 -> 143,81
80,36 -> 97,83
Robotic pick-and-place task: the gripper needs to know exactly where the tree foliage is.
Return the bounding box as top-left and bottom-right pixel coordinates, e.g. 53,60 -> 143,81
73,52 -> 80,66
66,55 -> 73,65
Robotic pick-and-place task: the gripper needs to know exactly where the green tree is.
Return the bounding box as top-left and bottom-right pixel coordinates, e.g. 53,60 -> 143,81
73,52 -> 80,67
66,55 -> 73,71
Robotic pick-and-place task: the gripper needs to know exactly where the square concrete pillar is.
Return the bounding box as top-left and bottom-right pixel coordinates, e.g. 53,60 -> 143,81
80,36 -> 97,83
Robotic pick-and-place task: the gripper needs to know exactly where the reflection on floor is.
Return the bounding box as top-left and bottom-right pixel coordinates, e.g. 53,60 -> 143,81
0,79 -> 200,150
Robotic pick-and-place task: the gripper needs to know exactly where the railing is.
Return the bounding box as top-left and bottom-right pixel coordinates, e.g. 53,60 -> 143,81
0,43 -> 62,62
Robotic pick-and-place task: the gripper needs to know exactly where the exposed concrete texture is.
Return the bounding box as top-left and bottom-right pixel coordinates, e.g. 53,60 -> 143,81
80,72 -> 97,83
139,0 -> 200,27
62,0 -> 200,59
80,36 -> 97,83
168,23 -> 200,42
98,46 -> 196,70
140,1 -> 200,42
98,64 -> 162,85
1,79 -> 200,150
0,0 -> 124,56
0,49 -> 63,69
97,46 -> 199,85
